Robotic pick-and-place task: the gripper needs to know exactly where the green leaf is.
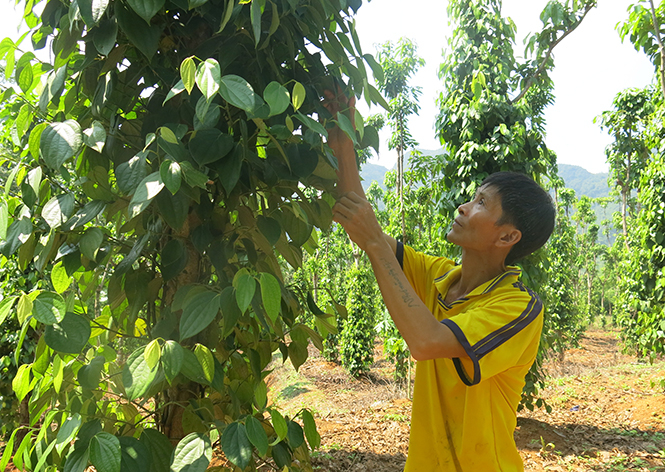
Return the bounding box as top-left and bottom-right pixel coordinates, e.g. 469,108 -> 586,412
83,121 -> 106,153
336,112 -> 357,145
257,215 -> 281,245
259,272 -> 281,322
161,239 -> 188,281
63,442 -> 89,472
219,74 -> 266,113
63,200 -> 107,231
144,339 -> 161,369
122,347 -> 158,400
194,344 -> 214,383
220,286 -> 241,337
211,145 -> 242,195
78,355 -> 106,390
301,409 -> 320,449
18,64 -> 33,93
0,296 -> 17,326
78,0 -> 110,25
56,413 -> 82,454
80,227 -> 104,261
140,429 -> 173,472
263,81 -> 290,116
294,112 -> 328,138
162,340 -> 184,384
160,160 -> 182,194
119,436 -> 150,472
156,190 -> 189,230
115,2 -> 161,60
17,292 -> 33,325
115,152 -> 148,194
40,120 -> 83,169
245,416 -> 268,457
127,0 -> 165,23
180,348 -> 209,385
195,59 -> 220,100
44,312 -> 91,354
367,82 -> 390,111
171,433 -> 212,472
234,272 -> 256,313
287,420 -> 304,449
128,172 -> 164,218
12,363 -> 33,402
292,81 -> 305,111
217,0 -> 235,33
42,194 -> 75,229
254,380 -> 267,410
32,291 -> 66,324
90,432 -> 121,472
51,261 -> 70,293
0,201 -> 7,240
221,423 -> 252,470
181,56 -> 196,93
250,0 -> 265,46
189,128 -> 234,166
93,18 -> 118,56
0,429 -> 17,472
179,289 -> 220,340
163,79 -> 185,105
270,409 -> 287,441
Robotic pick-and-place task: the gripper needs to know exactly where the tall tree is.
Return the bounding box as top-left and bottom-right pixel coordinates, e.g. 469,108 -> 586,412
0,0 -> 383,469
375,37 -> 424,245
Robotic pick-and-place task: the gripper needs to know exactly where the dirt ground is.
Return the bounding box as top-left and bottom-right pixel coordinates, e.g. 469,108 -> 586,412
268,327 -> 665,471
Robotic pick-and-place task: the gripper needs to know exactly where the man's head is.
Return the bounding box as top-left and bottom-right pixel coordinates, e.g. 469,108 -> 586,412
480,172 -> 555,265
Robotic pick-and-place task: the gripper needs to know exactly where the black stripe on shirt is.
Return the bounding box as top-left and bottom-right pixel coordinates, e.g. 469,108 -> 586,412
441,318 -> 481,386
473,292 -> 543,360
396,241 -> 404,269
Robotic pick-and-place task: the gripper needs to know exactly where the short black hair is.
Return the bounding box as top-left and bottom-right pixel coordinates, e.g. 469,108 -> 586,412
481,172 -> 555,265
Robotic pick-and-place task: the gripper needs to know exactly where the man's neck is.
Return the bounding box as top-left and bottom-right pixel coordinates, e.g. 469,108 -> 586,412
446,250 -> 508,302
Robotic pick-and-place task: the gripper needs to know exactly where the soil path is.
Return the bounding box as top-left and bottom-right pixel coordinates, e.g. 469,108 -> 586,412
268,328 -> 665,471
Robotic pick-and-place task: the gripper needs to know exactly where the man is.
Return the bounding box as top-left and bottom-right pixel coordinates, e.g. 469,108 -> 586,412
324,90 -> 556,471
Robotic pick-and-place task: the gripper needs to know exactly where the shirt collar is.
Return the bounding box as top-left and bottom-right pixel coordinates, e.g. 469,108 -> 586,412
433,264 -> 522,301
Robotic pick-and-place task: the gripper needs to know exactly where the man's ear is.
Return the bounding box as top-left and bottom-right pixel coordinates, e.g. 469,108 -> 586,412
497,228 -> 521,248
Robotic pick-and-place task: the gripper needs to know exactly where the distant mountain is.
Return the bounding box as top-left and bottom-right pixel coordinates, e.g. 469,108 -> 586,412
557,164 -> 610,199
359,152 -> 613,203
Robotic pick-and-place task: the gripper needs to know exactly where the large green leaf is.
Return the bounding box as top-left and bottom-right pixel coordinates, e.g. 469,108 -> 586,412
195,59 -> 220,100
119,436 -> 150,472
179,289 -> 220,340
115,151 -> 149,194
80,227 -> 104,261
180,348 -> 209,385
42,194 -> 75,229
127,0 -> 165,23
171,433 -> 211,472
263,81 -> 290,116
32,291 -> 66,325
63,200 -> 107,231
128,172 -> 164,218
219,75 -> 263,113
189,128 -> 234,166
293,112 -> 328,138
78,355 -> 106,390
93,17 -> 118,56
56,413 -> 82,455
245,416 -> 268,457
90,432 -> 121,472
83,121 -> 107,153
160,160 -> 181,194
221,423 -> 252,470
0,218 -> 32,257
193,344 -> 214,383
162,340 -> 184,384
0,201 -> 7,240
44,312 -> 91,354
161,239 -> 188,281
0,296 -> 17,327
51,261 -> 70,293
156,190 -> 189,230
256,215 -> 281,245
234,273 -> 256,313
301,409 -> 320,449
259,272 -> 281,322
292,81 -> 305,111
63,446 -> 90,472
40,120 -> 82,169
287,420 -> 304,449
250,0 -> 264,45
180,56 -> 196,93
78,0 -> 109,26
122,347 -> 158,400
220,286 -> 241,337
214,145 -> 243,195
140,429 -> 173,472
115,2 -> 161,60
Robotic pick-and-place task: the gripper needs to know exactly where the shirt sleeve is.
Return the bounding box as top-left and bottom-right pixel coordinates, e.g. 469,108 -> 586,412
397,242 -> 454,303
440,289 -> 544,386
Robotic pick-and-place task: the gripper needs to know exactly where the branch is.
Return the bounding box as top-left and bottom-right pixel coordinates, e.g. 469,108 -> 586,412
510,3 -> 594,105
648,0 -> 665,97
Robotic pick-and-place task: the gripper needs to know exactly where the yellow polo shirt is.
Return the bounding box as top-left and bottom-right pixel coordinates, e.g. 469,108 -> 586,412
397,243 -> 543,472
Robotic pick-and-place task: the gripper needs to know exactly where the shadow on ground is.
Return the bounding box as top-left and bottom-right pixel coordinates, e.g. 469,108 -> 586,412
311,449 -> 407,471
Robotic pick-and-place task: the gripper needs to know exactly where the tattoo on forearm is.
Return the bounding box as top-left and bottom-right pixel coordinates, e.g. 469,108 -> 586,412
380,257 -> 419,308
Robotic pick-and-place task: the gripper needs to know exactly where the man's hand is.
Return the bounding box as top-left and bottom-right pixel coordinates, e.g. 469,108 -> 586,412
333,191 -> 385,252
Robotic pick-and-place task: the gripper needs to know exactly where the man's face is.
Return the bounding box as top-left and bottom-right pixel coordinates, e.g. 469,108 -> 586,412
446,185 -> 515,252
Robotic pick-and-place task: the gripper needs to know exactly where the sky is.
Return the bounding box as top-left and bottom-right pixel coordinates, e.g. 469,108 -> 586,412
0,0 -> 656,174
353,0 -> 656,174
